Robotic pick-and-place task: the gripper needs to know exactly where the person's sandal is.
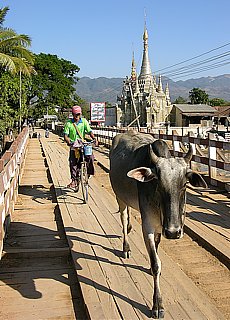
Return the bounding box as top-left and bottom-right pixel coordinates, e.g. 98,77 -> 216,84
67,181 -> 76,188
75,183 -> 79,192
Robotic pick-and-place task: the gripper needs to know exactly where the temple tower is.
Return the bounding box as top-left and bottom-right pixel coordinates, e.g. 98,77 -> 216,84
118,25 -> 172,128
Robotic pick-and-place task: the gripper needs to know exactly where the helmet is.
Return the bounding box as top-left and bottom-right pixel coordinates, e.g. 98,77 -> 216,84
72,105 -> 82,114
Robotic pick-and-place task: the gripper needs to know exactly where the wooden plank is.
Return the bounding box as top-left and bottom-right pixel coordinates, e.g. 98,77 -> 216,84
2,247 -> 69,259
0,306 -> 75,320
187,187 -> 230,220
0,137 -> 78,320
58,210 -> 113,318
76,199 -> 146,319
53,204 -> 108,319
58,194 -> 142,319
185,215 -> 230,268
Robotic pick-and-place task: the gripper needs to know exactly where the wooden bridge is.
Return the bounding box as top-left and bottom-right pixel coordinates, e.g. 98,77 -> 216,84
0,128 -> 229,320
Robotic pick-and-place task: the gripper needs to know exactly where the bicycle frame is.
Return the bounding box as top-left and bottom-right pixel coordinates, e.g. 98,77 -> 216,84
78,141 -> 95,203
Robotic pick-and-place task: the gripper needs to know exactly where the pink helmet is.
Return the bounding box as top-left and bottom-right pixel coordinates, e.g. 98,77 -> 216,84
72,105 -> 82,114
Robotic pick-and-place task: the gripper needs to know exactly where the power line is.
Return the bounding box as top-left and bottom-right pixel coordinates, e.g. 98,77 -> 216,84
165,60 -> 230,80
77,42 -> 230,96
154,42 -> 230,73
161,51 -> 230,75
162,52 -> 230,78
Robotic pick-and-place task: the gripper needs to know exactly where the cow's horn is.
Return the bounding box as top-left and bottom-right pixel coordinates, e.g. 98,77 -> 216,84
184,144 -> 193,163
149,144 -> 159,164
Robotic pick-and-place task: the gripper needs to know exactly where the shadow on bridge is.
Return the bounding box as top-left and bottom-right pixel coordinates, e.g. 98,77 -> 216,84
0,221 -> 151,318
17,184 -> 55,204
187,188 -> 230,230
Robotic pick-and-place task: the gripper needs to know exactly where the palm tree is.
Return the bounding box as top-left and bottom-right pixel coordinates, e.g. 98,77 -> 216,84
0,6 -> 36,75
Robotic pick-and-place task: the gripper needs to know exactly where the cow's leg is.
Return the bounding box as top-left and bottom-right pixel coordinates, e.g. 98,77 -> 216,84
127,206 -> 132,234
155,233 -> 161,252
148,233 -> 161,275
117,197 -> 131,258
143,227 -> 164,319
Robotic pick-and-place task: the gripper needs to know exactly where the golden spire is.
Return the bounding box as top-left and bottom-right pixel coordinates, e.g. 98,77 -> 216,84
139,17 -> 152,80
131,51 -> 137,81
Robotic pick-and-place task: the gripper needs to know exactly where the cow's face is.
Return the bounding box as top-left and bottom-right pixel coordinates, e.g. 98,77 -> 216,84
153,157 -> 189,239
127,145 -> 207,240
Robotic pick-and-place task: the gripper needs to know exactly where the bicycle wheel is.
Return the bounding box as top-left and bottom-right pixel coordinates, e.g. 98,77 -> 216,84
80,161 -> 89,203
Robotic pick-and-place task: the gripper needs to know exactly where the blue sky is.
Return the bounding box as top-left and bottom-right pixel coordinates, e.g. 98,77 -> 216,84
1,0 -> 230,80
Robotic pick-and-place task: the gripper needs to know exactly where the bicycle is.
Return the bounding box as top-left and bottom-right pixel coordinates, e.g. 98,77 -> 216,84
74,140 -> 95,203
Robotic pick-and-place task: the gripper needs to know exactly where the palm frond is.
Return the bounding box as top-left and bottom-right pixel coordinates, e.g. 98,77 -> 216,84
0,6 -> 9,26
0,8 -> 35,76
0,28 -> 18,40
11,56 -> 36,76
1,45 -> 35,62
0,33 -> 32,48
0,52 -> 16,73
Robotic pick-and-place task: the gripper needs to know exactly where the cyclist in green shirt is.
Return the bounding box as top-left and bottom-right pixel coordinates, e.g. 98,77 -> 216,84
64,105 -> 97,189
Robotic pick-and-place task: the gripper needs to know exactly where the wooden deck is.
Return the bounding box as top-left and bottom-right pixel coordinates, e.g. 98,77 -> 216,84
0,130 -> 229,319
41,132 -> 226,320
0,139 -> 86,320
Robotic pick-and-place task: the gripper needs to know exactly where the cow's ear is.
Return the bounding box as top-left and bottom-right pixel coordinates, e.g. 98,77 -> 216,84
127,167 -> 157,182
186,171 -> 207,188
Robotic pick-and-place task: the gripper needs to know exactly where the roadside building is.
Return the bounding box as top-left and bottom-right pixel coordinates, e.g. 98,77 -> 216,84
170,104 -> 215,127
212,106 -> 230,127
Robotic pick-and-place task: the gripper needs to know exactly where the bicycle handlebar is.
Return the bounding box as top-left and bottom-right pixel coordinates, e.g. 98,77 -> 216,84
71,139 -> 96,148
82,140 -> 95,146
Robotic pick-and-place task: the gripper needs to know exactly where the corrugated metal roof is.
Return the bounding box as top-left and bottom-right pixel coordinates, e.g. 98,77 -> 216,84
173,104 -> 215,113
213,106 -> 230,117
183,113 -> 214,117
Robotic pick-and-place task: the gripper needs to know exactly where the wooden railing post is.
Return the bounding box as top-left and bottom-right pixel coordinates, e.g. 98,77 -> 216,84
208,133 -> 217,180
187,132 -> 196,170
172,130 -> 180,155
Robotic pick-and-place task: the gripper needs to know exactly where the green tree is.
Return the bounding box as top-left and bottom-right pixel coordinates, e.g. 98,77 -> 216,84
0,6 -> 35,75
28,53 -> 84,120
173,96 -> 187,104
0,71 -> 32,132
209,98 -> 227,106
0,6 -> 36,134
189,88 -> 209,104
105,102 -> 113,108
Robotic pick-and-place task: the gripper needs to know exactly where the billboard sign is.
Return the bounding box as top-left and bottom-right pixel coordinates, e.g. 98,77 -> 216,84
90,102 -> 106,122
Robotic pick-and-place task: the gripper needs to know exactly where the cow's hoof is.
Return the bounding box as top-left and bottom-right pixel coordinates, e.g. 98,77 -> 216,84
123,250 -> 131,259
152,308 -> 164,319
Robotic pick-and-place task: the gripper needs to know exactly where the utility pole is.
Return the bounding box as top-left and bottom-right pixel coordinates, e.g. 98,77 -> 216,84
19,69 -> 22,132
46,105 -> 49,128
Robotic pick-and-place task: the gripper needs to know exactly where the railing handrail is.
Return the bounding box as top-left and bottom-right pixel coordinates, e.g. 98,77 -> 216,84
53,124 -> 230,191
0,127 -> 29,258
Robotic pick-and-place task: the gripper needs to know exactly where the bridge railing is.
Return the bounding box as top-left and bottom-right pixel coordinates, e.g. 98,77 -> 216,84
0,127 -> 29,258
91,126 -> 230,192
54,124 -> 230,191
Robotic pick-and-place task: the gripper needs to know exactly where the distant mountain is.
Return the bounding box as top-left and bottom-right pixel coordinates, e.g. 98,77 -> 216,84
75,74 -> 230,104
